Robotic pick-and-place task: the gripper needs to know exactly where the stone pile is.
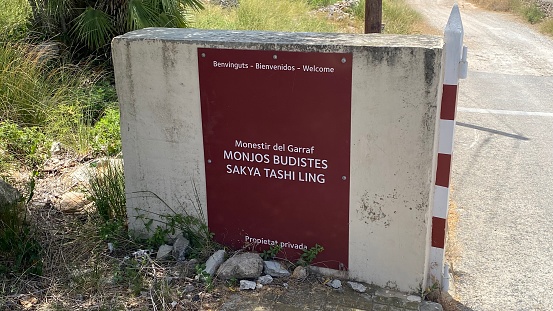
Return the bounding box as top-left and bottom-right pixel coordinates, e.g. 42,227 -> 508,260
535,0 -> 553,17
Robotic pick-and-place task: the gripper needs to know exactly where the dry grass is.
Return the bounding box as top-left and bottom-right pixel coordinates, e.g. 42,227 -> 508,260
1,205 -> 226,310
469,0 -> 518,11
445,199 -> 461,272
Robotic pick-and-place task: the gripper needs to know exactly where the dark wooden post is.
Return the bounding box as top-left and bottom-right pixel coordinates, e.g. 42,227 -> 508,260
364,0 -> 382,34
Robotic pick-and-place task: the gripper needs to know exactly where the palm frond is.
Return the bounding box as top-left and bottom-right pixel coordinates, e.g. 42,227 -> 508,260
72,7 -> 115,50
127,0 -> 161,30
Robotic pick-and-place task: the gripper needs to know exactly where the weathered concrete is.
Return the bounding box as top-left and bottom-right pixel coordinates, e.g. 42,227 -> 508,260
112,29 -> 443,292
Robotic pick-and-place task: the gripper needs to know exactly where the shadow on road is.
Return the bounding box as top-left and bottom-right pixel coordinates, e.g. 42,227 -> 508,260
457,121 -> 529,140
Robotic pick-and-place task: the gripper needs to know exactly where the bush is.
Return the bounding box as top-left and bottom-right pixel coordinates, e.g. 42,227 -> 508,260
91,107 -> 122,156
523,3 -> 544,24
0,121 -> 49,169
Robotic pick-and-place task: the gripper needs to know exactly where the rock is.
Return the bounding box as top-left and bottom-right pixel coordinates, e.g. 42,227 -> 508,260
0,179 -> 21,206
327,279 -> 342,289
420,301 -> 443,311
58,192 -> 91,213
212,0 -> 239,8
156,244 -> 173,260
217,252 -> 263,280
263,261 -> 290,277
204,249 -> 226,276
239,280 -> 256,290
407,295 -> 422,302
257,275 -> 273,285
347,281 -> 367,293
50,141 -> 62,155
172,235 -> 190,261
291,266 -> 307,279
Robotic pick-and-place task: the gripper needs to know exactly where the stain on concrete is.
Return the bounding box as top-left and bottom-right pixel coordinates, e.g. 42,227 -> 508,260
358,190 -> 401,228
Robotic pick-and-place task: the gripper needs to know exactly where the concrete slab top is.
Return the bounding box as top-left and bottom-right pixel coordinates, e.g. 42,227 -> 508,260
113,28 -> 443,51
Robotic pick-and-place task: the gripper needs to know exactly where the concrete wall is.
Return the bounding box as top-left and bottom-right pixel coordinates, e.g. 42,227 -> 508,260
112,28 -> 443,292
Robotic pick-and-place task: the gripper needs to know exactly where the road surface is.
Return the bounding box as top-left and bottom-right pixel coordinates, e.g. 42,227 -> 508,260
407,1 -> 553,310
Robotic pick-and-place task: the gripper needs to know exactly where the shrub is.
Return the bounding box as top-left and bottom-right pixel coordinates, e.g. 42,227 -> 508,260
0,121 -> 49,169
88,160 -> 126,223
91,107 -> 121,156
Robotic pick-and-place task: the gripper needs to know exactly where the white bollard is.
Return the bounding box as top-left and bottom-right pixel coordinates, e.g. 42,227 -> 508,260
429,3 -> 467,292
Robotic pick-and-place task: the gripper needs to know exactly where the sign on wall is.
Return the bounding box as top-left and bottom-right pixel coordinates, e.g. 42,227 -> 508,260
198,48 -> 352,269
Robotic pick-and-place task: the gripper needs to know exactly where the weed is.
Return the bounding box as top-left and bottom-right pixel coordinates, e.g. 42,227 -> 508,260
418,281 -> 440,300
91,107 -> 121,156
261,244 -> 282,260
0,121 -> 49,169
88,159 -> 126,223
195,263 -> 214,289
0,178 -> 42,276
296,244 -> 324,266
132,186 -> 216,261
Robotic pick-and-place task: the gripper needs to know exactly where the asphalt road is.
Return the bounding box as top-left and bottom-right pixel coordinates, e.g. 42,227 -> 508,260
407,1 -> 553,310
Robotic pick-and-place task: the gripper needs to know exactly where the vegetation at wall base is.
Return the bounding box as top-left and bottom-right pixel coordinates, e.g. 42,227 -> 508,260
88,160 -> 126,223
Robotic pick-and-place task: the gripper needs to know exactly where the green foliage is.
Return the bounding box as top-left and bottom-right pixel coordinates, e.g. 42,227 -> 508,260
0,39 -> 80,126
193,0 -> 337,32
195,263 -> 214,289
350,0 -> 423,34
28,0 -> 204,60
88,160 -> 126,223
0,121 -> 49,169
296,244 -> 324,266
522,3 -> 544,24
133,188 -> 216,261
0,178 -> 42,276
0,0 -> 31,40
260,244 -> 282,260
91,107 -> 121,156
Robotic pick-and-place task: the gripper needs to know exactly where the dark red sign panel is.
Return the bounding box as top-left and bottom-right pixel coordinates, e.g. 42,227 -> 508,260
198,48 -> 352,270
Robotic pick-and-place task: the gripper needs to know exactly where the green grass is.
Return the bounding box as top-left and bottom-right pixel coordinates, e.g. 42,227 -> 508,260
0,197 -> 42,277
193,0 -> 338,32
350,0 -> 424,34
307,0 -> 340,8
0,0 -> 30,40
88,160 -> 126,223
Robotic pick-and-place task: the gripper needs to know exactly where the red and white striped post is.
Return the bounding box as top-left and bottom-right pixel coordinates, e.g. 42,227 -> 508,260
429,4 -> 468,291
